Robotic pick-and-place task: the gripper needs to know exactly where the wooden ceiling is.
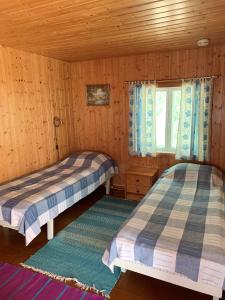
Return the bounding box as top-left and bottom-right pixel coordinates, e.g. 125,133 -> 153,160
1,0 -> 225,62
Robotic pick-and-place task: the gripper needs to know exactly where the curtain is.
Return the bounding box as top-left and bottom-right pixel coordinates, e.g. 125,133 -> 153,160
175,78 -> 213,161
128,82 -> 157,156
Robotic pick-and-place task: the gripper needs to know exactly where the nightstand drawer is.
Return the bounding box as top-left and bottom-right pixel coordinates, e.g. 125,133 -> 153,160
127,192 -> 143,201
126,174 -> 151,186
127,184 -> 149,195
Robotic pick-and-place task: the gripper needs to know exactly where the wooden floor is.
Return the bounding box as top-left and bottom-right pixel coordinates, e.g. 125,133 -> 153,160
0,187 -> 222,300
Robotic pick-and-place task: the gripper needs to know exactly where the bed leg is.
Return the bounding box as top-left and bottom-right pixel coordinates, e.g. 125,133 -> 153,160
106,178 -> 110,195
47,219 -> 54,240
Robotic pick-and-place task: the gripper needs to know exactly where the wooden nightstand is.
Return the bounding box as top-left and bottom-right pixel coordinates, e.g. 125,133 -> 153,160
125,167 -> 158,201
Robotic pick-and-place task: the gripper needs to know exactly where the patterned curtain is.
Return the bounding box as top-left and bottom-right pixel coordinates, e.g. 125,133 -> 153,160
128,82 -> 157,156
175,78 -> 213,161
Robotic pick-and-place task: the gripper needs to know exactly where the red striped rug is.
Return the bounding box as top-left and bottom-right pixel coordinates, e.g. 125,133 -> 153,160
0,262 -> 105,300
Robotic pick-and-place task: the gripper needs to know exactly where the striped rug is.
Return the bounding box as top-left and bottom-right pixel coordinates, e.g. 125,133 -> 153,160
0,262 -> 104,299
24,196 -> 137,297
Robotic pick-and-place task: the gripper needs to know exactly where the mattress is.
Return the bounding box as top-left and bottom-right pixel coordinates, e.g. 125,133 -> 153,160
103,163 -> 225,290
0,151 -> 118,245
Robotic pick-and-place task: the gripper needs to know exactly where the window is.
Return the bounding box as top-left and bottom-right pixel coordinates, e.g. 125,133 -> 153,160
155,87 -> 181,153
128,78 -> 212,161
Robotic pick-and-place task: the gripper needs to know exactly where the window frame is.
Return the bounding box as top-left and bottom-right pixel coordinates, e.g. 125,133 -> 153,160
155,86 -> 181,154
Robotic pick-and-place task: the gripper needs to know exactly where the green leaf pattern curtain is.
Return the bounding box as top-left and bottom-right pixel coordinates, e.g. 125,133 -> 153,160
175,78 -> 213,161
128,82 -> 157,156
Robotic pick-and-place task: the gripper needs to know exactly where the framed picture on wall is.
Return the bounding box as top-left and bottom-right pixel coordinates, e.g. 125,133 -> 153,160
86,84 -> 110,105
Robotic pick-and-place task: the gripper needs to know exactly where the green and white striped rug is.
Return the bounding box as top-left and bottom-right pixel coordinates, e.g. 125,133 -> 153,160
24,196 -> 137,296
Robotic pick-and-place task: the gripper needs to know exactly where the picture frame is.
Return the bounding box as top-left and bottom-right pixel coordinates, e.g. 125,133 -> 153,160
86,84 -> 110,105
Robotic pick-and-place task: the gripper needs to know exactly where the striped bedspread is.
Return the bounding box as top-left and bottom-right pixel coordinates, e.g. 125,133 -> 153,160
0,151 -> 118,245
103,163 -> 225,290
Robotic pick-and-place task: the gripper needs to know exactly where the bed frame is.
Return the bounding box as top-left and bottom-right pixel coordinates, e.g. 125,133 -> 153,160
113,258 -> 222,300
0,178 -> 111,242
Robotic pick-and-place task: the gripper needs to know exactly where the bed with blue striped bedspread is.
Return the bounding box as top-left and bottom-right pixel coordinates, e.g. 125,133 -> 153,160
0,151 -> 118,245
103,163 -> 225,290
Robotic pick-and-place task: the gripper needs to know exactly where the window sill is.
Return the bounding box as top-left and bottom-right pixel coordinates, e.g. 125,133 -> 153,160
128,152 -> 176,158
155,152 -> 176,157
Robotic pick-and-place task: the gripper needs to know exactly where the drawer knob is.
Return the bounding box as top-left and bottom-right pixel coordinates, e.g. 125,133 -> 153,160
136,190 -> 140,193
136,179 -> 140,182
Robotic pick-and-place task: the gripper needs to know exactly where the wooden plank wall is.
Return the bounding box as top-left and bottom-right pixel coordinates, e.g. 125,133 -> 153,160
70,46 -> 225,186
1,44 -> 225,187
0,45 -> 71,183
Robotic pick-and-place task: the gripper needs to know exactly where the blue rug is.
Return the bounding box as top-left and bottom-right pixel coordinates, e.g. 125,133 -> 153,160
24,196 -> 137,296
